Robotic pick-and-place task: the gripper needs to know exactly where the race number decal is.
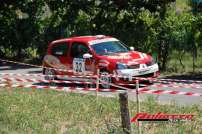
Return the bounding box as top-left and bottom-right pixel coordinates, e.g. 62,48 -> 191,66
73,58 -> 85,73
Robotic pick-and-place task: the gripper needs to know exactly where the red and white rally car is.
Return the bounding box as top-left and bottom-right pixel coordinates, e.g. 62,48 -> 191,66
43,35 -> 159,88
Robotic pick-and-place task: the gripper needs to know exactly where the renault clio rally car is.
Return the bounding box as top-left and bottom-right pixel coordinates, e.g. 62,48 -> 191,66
43,35 -> 159,88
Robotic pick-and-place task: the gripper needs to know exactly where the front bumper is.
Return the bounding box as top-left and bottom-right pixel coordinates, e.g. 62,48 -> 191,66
116,63 -> 159,77
115,63 -> 159,83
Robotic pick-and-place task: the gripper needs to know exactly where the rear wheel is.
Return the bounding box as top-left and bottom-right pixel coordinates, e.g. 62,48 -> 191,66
44,68 -> 55,80
44,68 -> 56,86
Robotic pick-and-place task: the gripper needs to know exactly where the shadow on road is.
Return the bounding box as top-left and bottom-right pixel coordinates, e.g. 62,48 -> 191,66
0,62 -> 40,71
162,72 -> 202,81
32,82 -> 90,88
28,70 -> 42,74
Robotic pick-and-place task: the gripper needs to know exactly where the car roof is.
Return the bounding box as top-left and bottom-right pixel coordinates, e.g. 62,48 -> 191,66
51,35 -> 112,44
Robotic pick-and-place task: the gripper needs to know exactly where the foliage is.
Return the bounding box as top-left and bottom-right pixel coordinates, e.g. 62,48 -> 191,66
0,0 -> 202,72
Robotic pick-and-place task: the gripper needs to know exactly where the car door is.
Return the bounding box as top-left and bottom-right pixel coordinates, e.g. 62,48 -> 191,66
49,41 -> 70,74
69,42 -> 96,76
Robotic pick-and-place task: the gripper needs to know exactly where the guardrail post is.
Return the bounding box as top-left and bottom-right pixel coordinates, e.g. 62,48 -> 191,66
119,91 -> 131,134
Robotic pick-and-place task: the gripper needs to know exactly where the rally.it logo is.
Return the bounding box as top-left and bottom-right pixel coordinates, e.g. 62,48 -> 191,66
131,112 -> 194,124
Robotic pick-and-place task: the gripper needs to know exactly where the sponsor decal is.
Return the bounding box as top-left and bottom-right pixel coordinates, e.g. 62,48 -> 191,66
127,61 -> 139,65
88,38 -> 119,45
131,112 -> 194,124
43,55 -> 67,69
108,55 -> 131,60
114,52 -> 147,62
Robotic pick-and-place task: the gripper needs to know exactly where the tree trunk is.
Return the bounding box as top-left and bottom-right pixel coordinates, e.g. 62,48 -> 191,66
179,50 -> 185,71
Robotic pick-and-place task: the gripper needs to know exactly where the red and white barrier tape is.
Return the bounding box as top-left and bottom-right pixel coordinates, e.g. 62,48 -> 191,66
0,83 -> 124,93
1,72 -> 201,85
157,78 -> 202,84
0,77 -> 96,84
2,76 -> 201,90
118,83 -> 137,86
0,58 -> 96,76
0,83 -> 201,97
155,80 -> 202,87
110,75 -> 202,84
0,75 -> 132,90
0,58 -> 150,79
0,74 -> 201,97
155,80 -> 202,86
0,76 -> 134,91
101,79 -> 202,97
1,73 -> 202,90
1,58 -> 202,84
0,58 -> 69,72
0,73 -> 97,79
150,83 -> 202,89
118,82 -> 202,89
136,88 -> 202,97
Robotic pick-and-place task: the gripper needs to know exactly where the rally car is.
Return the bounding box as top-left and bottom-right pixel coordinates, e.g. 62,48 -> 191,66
43,35 -> 159,88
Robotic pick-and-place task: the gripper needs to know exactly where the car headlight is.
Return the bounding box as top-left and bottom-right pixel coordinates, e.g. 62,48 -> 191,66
151,57 -> 156,64
146,58 -> 156,66
116,62 -> 128,69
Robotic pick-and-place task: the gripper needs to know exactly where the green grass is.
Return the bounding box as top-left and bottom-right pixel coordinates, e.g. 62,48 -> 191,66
0,88 -> 201,134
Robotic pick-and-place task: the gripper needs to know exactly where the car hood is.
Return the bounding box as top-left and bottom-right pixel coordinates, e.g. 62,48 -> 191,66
99,51 -> 152,65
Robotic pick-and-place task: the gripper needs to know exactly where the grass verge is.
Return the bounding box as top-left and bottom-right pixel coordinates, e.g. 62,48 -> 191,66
0,88 -> 201,134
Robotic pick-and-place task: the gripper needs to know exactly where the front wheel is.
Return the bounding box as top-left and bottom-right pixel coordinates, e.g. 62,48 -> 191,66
100,71 -> 112,89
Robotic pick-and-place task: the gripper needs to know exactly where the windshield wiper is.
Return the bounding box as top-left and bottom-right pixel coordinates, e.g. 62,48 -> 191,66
116,50 -> 128,53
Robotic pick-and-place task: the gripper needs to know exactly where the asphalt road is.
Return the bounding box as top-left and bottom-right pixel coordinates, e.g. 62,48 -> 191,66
0,62 -> 202,108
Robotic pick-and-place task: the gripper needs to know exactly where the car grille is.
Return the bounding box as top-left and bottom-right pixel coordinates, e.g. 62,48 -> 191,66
136,73 -> 154,78
128,64 -> 140,69
119,73 -> 155,82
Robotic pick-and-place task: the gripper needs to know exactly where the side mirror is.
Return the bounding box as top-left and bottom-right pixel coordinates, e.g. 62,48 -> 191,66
83,53 -> 93,59
130,47 -> 134,51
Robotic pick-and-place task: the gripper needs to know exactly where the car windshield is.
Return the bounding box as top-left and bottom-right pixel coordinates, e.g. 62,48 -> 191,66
91,41 -> 129,55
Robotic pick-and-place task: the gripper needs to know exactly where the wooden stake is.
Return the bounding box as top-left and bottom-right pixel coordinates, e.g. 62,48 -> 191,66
96,68 -> 100,97
136,80 -> 141,134
119,92 -> 131,134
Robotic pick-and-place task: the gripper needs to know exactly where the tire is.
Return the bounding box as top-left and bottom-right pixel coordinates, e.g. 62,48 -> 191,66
44,68 -> 55,80
100,71 -> 112,89
44,68 -> 56,86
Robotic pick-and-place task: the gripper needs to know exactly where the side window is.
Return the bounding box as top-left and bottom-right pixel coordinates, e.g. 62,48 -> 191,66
70,42 -> 89,58
51,43 -> 68,56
